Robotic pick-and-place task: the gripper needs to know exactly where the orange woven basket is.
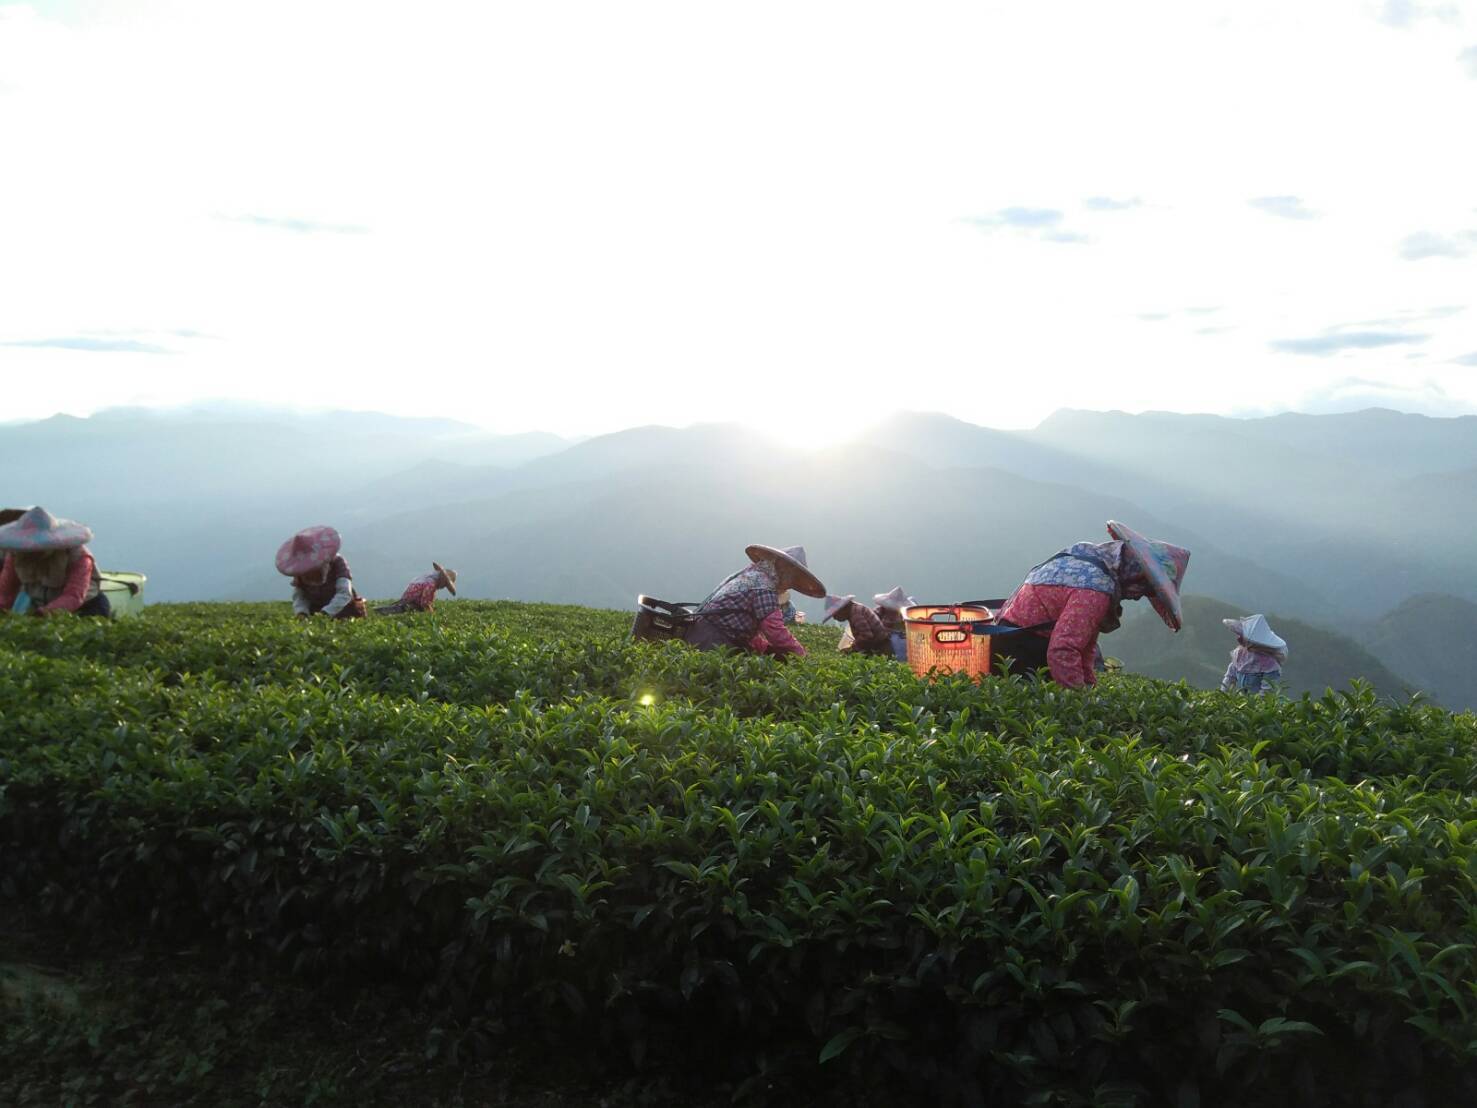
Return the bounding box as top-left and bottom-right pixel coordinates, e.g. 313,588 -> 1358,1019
902,604 -> 996,680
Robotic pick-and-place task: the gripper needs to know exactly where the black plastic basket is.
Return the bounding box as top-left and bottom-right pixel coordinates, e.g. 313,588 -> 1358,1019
631,595 -> 699,641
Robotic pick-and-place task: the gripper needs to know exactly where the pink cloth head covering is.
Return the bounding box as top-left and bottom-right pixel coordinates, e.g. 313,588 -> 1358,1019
276,526 -> 342,577
0,506 -> 93,551
1106,520 -> 1190,631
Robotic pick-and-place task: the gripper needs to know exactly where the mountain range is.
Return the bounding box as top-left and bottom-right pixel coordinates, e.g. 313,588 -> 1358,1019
4,403 -> 1472,708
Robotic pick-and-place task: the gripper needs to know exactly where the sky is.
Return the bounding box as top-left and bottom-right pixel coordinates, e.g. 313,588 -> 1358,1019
2,0 -> 1476,438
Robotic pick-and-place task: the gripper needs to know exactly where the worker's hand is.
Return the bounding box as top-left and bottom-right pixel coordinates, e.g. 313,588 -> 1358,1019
795,612 -> 807,624
295,611 -> 310,620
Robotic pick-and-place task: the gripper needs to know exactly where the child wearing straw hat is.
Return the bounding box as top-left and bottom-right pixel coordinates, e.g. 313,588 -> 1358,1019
1220,614 -> 1287,694
0,507 -> 110,618
376,563 -> 458,615
276,526 -> 366,619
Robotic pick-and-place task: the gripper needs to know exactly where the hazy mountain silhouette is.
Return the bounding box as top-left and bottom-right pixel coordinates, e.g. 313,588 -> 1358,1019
5,404 -> 1473,704
1364,593 -> 1477,711
1110,595 -> 1413,701
869,408 -> 1477,615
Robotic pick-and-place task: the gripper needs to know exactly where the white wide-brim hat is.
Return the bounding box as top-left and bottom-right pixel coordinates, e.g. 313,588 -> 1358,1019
873,586 -> 914,611
822,594 -> 855,621
745,543 -> 825,598
1224,614 -> 1287,655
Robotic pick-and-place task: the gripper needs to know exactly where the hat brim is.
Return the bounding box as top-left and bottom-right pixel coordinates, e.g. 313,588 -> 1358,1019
275,527 -> 341,577
0,521 -> 93,551
745,544 -> 825,598
822,595 -> 855,621
1107,520 -> 1183,631
1224,616 -> 1285,653
874,589 -> 914,610
434,562 -> 456,596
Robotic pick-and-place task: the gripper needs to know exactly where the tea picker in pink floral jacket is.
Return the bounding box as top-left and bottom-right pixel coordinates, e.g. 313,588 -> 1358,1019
376,563 -> 458,615
994,520 -> 1190,688
0,507 -> 111,618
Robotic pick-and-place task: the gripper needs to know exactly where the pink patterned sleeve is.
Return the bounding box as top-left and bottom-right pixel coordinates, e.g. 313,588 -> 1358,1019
42,551 -> 96,613
756,610 -> 806,656
1045,590 -> 1110,688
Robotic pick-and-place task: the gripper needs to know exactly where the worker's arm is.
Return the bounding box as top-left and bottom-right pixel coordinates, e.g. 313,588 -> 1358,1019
41,551 -> 95,613
320,574 -> 355,617
1044,590 -> 1111,688
0,555 -> 18,611
756,609 -> 806,656
292,586 -> 312,616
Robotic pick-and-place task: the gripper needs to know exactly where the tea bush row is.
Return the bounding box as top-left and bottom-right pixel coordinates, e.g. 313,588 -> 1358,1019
2,604 -> 1476,1105
5,602 -> 1473,792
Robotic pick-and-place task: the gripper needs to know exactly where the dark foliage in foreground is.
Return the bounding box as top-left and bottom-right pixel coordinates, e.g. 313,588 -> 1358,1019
3,602 -> 1475,1106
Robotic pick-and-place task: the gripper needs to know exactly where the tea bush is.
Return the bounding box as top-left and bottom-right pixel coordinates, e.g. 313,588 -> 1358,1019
2,602 -> 1475,1106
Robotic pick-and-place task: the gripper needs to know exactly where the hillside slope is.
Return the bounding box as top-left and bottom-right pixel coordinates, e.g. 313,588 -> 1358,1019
1109,594 -> 1414,700
1364,593 -> 1477,711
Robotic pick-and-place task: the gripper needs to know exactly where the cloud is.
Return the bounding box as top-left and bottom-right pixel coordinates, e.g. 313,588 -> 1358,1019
1196,326 -> 1235,335
996,207 -> 1063,228
1398,230 -> 1477,260
1084,196 -> 1140,211
1136,312 -> 1170,322
1185,306 -> 1221,316
1270,330 -> 1430,356
1298,375 -> 1473,417
961,207 -> 1090,244
0,336 -> 173,354
1355,304 -> 1466,326
217,213 -> 369,235
1248,195 -> 1317,220
1454,352 -> 1477,366
1461,46 -> 1477,78
1377,0 -> 1458,27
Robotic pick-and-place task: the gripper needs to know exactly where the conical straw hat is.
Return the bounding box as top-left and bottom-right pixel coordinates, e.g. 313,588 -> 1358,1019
744,543 -> 825,598
433,562 -> 457,595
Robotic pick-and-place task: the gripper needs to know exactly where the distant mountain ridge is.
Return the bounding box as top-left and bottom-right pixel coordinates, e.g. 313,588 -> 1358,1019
4,404 -> 1474,706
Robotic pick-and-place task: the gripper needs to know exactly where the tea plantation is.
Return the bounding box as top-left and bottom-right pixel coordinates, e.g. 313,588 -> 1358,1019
3,602 -> 1476,1106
